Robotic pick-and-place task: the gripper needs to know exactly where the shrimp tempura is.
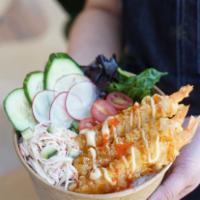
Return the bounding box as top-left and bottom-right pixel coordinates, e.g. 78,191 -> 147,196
69,85 -> 200,194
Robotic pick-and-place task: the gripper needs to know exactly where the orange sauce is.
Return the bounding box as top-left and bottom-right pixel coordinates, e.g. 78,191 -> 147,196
115,143 -> 133,157
108,118 -> 120,127
153,95 -> 161,104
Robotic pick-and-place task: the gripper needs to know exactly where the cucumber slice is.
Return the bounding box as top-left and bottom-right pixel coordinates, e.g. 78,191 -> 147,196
41,146 -> 58,159
21,128 -> 34,140
44,53 -> 83,90
23,71 -> 44,104
3,88 -> 36,132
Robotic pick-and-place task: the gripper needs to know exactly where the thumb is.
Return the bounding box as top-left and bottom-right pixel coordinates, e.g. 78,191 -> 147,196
148,168 -> 186,200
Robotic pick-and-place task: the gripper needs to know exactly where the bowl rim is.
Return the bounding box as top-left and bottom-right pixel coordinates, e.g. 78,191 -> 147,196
13,85 -> 170,198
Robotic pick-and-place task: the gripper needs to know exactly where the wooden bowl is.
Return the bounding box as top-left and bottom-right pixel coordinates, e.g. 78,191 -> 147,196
13,85 -> 171,200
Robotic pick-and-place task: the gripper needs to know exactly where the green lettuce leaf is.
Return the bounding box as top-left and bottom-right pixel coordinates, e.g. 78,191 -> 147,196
107,68 -> 167,101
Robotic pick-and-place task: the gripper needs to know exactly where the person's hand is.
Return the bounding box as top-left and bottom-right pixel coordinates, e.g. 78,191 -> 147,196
149,121 -> 200,200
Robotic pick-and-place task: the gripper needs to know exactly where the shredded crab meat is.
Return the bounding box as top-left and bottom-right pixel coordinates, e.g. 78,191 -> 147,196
19,123 -> 80,189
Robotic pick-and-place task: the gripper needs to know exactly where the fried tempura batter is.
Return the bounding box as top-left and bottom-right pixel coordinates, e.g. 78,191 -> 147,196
69,85 -> 200,194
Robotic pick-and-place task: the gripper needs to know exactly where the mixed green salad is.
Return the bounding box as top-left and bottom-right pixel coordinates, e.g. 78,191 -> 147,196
4,52 -> 166,135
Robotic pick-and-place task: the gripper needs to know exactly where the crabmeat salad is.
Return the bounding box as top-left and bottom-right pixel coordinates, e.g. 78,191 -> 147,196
19,124 -> 79,189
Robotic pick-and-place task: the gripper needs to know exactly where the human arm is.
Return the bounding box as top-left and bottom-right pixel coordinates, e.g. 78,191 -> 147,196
67,0 -> 122,65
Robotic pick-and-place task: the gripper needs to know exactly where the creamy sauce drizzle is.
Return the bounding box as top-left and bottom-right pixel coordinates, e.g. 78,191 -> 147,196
102,168 -> 116,185
89,147 -> 102,180
150,97 -> 156,119
90,168 -> 102,180
80,130 -> 96,147
113,126 -> 119,144
149,135 -> 160,163
89,147 -> 97,169
130,146 -> 136,172
122,156 -> 129,168
102,120 -> 110,138
141,129 -> 160,163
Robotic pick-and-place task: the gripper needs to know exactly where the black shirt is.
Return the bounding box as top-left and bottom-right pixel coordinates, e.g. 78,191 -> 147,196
122,0 -> 200,115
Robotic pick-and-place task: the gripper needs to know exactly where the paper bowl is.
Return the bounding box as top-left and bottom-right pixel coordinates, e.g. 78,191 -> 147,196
13,85 -> 171,200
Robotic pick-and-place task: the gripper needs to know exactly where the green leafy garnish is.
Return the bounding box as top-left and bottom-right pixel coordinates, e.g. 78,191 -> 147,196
107,68 -> 167,101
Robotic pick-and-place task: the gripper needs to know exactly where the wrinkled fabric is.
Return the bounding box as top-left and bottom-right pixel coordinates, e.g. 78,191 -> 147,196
122,0 -> 200,115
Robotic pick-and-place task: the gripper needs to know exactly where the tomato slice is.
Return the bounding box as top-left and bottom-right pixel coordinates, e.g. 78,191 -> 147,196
79,117 -> 97,130
106,92 -> 133,110
91,99 -> 117,122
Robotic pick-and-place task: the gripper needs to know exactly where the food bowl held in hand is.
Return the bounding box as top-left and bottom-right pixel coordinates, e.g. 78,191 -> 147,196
5,53 -> 200,200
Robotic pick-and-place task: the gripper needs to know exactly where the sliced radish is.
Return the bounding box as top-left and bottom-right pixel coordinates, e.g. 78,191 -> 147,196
32,90 -> 54,123
54,74 -> 89,93
49,92 -> 73,128
66,81 -> 99,120
66,94 -> 84,120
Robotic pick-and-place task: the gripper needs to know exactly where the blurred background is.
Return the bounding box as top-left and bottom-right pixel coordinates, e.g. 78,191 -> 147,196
0,0 -> 73,199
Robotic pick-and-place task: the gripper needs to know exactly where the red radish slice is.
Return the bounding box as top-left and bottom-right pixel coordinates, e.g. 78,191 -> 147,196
79,117 -> 97,130
49,92 -> 73,128
66,81 -> 99,120
106,92 -> 133,110
54,74 -> 89,93
91,99 -> 117,123
32,90 -> 54,123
